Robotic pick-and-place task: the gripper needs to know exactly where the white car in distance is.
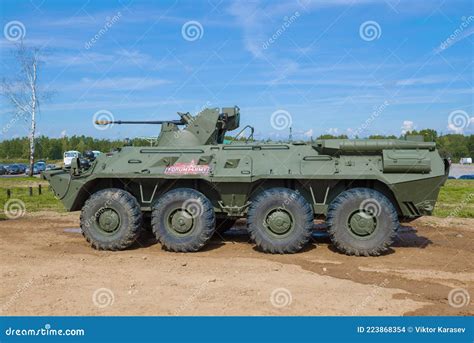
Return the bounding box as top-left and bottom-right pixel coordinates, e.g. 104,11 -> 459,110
63,151 -> 82,167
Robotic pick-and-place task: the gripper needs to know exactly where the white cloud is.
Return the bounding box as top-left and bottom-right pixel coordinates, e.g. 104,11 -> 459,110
401,120 -> 414,134
41,49 -> 167,70
42,52 -> 116,67
77,77 -> 170,91
227,1 -> 267,59
395,76 -> 451,86
42,98 -> 187,112
116,49 -> 156,67
327,128 -> 339,135
447,123 -> 463,134
227,0 -> 382,60
303,128 -> 313,137
447,117 -> 474,134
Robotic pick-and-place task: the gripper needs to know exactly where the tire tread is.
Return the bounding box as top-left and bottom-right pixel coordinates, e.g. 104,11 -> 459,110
326,188 -> 398,256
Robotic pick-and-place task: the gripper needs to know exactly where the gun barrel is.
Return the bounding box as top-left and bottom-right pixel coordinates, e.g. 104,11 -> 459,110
95,120 -> 185,125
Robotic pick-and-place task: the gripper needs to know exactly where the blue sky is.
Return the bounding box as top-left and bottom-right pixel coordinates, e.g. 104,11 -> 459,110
0,0 -> 473,140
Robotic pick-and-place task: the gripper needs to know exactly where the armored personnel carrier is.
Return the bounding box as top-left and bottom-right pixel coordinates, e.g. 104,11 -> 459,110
43,106 -> 449,256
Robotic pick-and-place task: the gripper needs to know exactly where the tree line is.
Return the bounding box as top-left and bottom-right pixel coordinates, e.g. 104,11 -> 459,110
0,130 -> 472,162
0,135 -> 152,161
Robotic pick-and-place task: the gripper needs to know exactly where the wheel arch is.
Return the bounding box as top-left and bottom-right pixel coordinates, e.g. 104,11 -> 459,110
71,177 -> 223,212
327,179 -> 402,216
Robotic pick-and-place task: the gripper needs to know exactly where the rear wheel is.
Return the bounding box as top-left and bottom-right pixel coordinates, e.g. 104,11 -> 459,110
247,188 -> 313,254
80,188 -> 143,250
152,188 -> 215,252
326,188 -> 398,256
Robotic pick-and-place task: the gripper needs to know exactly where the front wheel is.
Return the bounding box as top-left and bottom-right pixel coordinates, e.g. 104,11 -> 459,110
326,188 -> 399,256
80,188 -> 143,250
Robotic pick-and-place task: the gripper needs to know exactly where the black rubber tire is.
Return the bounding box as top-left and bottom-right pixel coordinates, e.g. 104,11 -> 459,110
80,188 -> 143,250
215,218 -> 237,233
247,188 -> 313,254
326,188 -> 398,256
152,188 -> 215,252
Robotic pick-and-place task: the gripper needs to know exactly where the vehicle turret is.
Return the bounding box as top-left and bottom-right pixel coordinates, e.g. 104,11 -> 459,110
96,106 -> 240,147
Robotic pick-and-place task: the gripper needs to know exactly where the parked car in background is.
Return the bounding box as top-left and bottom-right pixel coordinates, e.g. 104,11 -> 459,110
25,166 -> 39,175
0,165 -> 6,175
25,161 -> 47,175
46,164 -> 57,171
35,161 -> 46,172
79,157 -> 91,169
460,157 -> 472,165
92,150 -> 101,158
5,164 -> 23,175
63,151 -> 82,166
17,164 -> 27,174
458,174 -> 474,180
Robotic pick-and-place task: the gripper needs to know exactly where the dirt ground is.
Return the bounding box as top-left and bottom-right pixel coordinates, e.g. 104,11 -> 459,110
0,212 -> 472,316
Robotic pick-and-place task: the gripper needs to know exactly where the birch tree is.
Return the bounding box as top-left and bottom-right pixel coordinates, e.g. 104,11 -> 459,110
1,42 -> 45,176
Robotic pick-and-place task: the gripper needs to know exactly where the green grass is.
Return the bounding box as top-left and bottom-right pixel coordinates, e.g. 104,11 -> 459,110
0,176 -> 49,189
433,180 -> 474,218
0,177 -> 64,219
0,178 -> 472,219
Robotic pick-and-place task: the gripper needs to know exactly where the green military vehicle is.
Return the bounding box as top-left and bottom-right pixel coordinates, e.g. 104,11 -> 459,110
43,106 -> 449,256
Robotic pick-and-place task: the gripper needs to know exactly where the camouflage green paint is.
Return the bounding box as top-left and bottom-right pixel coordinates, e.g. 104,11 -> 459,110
43,107 -> 448,221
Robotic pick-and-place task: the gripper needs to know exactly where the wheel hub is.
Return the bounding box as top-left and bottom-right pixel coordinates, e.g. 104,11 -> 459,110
169,209 -> 194,234
348,211 -> 376,236
97,208 -> 120,233
265,209 -> 293,235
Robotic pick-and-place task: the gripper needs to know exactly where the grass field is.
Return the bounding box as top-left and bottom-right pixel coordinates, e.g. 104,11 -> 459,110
0,178 -> 64,219
432,179 -> 474,217
0,177 -> 472,219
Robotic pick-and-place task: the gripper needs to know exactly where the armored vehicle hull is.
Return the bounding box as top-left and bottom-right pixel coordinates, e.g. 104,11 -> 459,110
44,107 -> 449,255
